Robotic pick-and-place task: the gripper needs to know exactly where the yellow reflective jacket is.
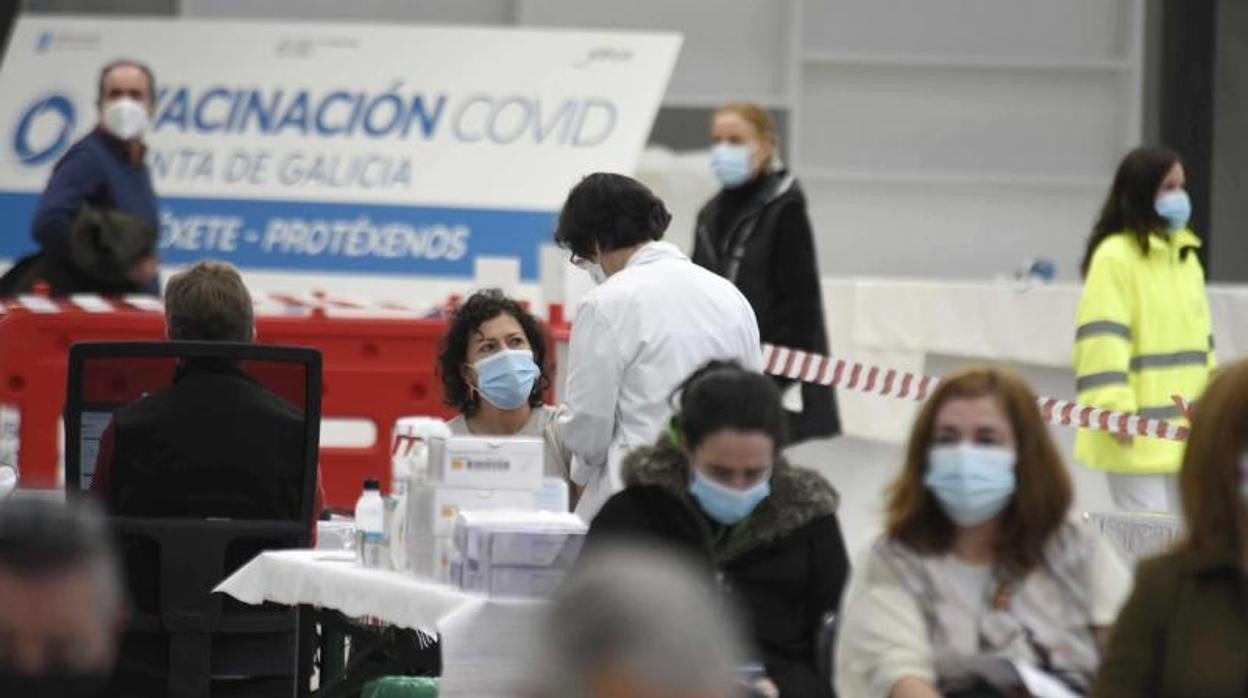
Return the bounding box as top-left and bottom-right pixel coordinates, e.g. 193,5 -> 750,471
1073,229 -> 1213,474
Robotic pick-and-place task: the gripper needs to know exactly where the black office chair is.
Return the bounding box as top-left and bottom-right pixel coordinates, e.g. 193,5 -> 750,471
815,611 -> 838,697
110,518 -> 308,698
64,341 -> 323,698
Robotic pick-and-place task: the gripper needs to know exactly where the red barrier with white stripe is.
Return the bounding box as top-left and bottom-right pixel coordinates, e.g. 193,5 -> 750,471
0,291 -> 439,318
761,343 -> 1189,442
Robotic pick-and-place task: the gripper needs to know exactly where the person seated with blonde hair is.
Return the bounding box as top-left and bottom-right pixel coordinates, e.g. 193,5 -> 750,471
836,366 -> 1131,697
91,260 -> 314,523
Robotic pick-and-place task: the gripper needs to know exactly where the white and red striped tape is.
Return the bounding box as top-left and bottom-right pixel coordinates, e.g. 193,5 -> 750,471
761,344 -> 1189,442
0,292 -> 434,317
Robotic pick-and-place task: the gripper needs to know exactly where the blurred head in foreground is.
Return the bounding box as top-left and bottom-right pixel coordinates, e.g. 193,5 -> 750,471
0,498 -> 122,696
1178,357 -> 1248,559
531,543 -> 746,698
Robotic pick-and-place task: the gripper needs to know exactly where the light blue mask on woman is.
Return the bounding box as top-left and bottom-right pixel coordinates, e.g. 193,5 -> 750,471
688,468 -> 771,526
1155,189 -> 1192,230
473,349 -> 540,410
924,444 -> 1017,526
710,144 -> 753,188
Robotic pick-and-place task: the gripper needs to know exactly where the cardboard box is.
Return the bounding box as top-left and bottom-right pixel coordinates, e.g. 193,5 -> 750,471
451,511 -> 586,598
462,528 -> 585,568
408,485 -> 536,538
405,486 -> 537,580
428,436 -> 544,491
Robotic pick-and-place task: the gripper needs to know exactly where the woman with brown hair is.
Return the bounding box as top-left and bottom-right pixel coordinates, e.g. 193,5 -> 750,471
692,102 -> 839,445
835,367 -> 1130,697
1092,359 -> 1248,697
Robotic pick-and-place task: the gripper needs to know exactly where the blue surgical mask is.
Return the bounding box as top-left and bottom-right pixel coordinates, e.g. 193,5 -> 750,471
710,144 -> 754,188
688,468 -> 771,526
1155,190 -> 1191,230
924,444 -> 1017,526
472,349 -> 540,410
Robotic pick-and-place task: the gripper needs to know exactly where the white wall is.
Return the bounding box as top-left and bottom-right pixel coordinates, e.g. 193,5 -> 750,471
182,0 -> 1145,285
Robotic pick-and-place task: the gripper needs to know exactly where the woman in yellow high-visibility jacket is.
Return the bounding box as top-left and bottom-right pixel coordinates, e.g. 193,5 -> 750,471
1074,146 -> 1214,513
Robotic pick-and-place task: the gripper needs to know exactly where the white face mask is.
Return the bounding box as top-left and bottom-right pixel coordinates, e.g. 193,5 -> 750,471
573,255 -> 609,285
585,262 -> 608,285
102,97 -> 150,141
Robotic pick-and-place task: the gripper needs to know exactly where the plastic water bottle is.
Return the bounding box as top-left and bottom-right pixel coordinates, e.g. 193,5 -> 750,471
354,478 -> 385,568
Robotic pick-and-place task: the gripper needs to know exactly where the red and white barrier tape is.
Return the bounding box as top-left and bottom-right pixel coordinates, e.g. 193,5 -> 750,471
761,344 -> 1189,442
0,291 -> 435,317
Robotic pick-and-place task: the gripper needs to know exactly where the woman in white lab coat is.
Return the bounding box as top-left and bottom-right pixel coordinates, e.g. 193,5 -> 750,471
553,173 -> 763,520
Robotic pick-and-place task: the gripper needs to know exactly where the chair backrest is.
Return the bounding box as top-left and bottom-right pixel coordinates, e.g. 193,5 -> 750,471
64,340 -> 322,524
62,342 -> 322,698
111,517 -> 309,698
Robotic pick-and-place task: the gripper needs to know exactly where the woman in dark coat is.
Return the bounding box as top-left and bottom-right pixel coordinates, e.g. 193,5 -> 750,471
586,361 -> 850,698
692,102 -> 839,444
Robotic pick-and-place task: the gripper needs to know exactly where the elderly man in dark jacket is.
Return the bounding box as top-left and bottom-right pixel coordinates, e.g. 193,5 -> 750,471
6,59 -> 160,295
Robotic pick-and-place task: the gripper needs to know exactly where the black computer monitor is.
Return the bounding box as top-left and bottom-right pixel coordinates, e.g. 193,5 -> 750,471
64,341 -> 322,524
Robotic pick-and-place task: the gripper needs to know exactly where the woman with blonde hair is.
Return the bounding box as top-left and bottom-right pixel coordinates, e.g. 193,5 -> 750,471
1093,359 -> 1248,697
692,102 -> 839,445
836,366 -> 1130,697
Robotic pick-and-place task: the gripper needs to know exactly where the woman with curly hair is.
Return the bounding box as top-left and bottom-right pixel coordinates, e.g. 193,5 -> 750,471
437,288 -> 571,485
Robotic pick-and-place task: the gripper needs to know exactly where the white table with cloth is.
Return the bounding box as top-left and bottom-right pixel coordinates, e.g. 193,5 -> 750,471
215,549 -> 547,697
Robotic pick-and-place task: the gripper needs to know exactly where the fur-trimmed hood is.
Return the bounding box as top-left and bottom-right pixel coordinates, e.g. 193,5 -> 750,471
621,437 -> 840,562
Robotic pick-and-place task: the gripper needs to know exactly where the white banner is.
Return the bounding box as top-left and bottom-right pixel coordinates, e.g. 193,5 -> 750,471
0,16 -> 681,282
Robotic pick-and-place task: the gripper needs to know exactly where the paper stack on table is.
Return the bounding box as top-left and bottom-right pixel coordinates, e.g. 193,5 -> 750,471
451,510 -> 587,598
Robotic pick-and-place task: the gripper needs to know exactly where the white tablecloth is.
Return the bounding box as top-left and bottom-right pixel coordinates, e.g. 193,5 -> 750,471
214,550 -> 547,697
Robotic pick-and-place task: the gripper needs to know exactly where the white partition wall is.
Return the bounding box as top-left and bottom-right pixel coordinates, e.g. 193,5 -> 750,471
796,0 -> 1144,280
185,0 -> 1145,282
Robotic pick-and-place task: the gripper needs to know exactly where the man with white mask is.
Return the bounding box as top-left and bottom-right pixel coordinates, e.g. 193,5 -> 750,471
553,173 -> 762,521
25,59 -> 160,294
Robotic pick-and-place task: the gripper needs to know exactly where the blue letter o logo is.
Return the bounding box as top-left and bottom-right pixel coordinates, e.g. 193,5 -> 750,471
13,95 -> 76,167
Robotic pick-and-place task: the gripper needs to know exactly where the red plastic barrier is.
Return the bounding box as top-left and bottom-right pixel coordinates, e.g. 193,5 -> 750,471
0,295 -> 463,508
0,294 -> 571,507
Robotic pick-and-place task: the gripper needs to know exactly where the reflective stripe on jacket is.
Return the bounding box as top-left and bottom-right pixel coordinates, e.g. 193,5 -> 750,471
1074,229 -> 1213,474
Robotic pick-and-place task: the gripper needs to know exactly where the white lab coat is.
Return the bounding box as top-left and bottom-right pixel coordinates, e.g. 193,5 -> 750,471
558,241 -> 762,520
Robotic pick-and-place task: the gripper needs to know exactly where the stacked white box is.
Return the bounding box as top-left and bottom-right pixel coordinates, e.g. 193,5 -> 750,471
453,511 -> 587,598
407,486 -> 536,581
406,436 -> 547,582
427,436 -> 544,491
